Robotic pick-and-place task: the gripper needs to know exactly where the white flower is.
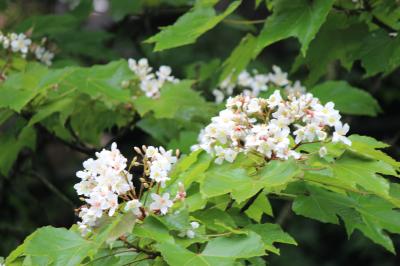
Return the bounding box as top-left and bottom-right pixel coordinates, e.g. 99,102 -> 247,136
156,65 -> 173,81
212,89 -> 225,104
140,79 -> 161,98
35,46 -> 45,59
319,146 -> 328,157
149,193 -> 173,215
332,123 -> 351,146
314,102 -> 341,127
41,50 -> 54,66
269,65 -> 289,86
11,33 -> 31,54
247,98 -> 262,113
237,71 -> 252,87
128,58 -> 178,99
145,146 -> 158,158
179,221 -> 200,239
149,166 -> 169,185
190,221 -> 200,229
128,58 -> 152,80
267,90 -> 283,108
124,199 -> 143,216
86,195 -> 104,218
285,80 -> 306,96
214,146 -> 238,164
250,74 -> 269,93
186,229 -> 196,239
3,37 -> 10,49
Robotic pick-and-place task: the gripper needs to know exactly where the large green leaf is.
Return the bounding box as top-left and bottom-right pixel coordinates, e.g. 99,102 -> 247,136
293,185 -> 400,253
331,153 -> 394,199
310,81 -> 381,116
352,29 -> 400,77
244,192 -> 273,222
146,1 -> 241,51
7,226 -> 94,266
293,13 -> 368,85
202,231 -> 265,259
201,158 -> 300,203
220,34 -> 257,82
133,80 -> 214,120
157,242 -> 235,266
132,216 -> 175,243
0,63 -> 49,112
255,0 -> 335,56
200,160 -> 254,202
246,223 -> 297,255
92,212 -> 137,245
348,135 -> 400,171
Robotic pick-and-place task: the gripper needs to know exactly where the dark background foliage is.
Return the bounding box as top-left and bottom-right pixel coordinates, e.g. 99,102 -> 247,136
0,0 -> 399,265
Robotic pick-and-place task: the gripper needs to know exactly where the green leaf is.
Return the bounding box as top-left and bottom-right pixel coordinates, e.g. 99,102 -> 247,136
109,0 -> 143,20
331,153 -> 393,199
200,160 -> 254,201
146,1 -> 241,51
167,130 -> 199,154
201,158 -> 300,203
293,13 -> 368,85
0,125 -> 36,176
220,34 -> 257,82
28,97 -> 75,126
134,80 -> 213,120
0,63 -> 49,112
155,209 -> 190,231
256,159 -> 301,189
246,223 -> 297,255
348,135 -> 400,171
255,0 -> 335,56
353,29 -> 400,77
132,216 -> 174,243
310,81 -> 381,116
244,192 -> 273,222
192,208 -> 237,233
202,231 -> 265,259
0,109 -> 14,124
7,226 -> 94,266
157,242 -> 235,266
87,212 -> 137,254
168,150 -> 212,190
293,185 -> 400,253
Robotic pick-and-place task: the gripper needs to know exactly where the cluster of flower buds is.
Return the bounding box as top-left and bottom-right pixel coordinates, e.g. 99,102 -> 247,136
212,66 -> 306,103
128,58 -> 179,98
74,143 -> 183,236
179,221 -> 200,239
0,31 -> 54,66
193,90 -> 351,164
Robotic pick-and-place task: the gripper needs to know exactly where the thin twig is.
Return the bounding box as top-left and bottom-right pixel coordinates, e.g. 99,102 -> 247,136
276,202 -> 292,226
121,257 -> 151,266
223,18 -> 266,25
83,249 -> 137,265
30,171 -> 75,208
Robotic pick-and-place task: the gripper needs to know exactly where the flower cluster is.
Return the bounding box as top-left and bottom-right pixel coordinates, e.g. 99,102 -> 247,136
193,90 -> 351,164
74,143 -> 182,236
213,66 -> 305,103
128,58 -> 179,98
144,146 -> 178,187
0,31 -> 54,66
